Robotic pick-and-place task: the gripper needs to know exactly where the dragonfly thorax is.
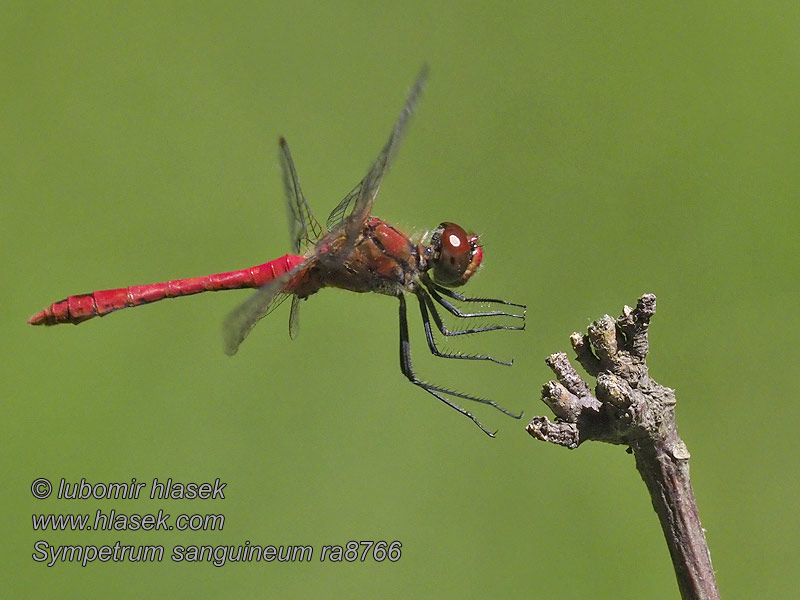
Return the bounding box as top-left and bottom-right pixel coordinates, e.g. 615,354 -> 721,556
426,222 -> 483,287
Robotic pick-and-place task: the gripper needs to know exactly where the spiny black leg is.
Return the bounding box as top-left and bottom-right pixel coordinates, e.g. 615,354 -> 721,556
419,287 -> 523,338
424,281 -> 526,324
415,289 -> 513,366
398,294 -> 495,435
417,380 -> 523,418
397,294 -> 522,436
425,277 -> 527,311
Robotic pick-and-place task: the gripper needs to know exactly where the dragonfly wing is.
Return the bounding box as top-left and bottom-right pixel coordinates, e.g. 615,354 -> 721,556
325,65 -> 429,242
288,294 -> 301,340
324,183 -> 361,235
280,137 -> 324,254
223,263 -> 306,355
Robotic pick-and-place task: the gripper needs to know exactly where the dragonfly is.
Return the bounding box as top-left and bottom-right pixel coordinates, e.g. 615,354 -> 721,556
28,66 -> 525,436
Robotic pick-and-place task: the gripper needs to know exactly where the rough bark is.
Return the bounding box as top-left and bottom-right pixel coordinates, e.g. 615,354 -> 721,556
526,294 -> 720,600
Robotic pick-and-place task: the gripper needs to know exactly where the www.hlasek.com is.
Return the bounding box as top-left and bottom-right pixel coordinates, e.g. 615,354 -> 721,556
33,509 -> 224,532
32,540 -> 403,567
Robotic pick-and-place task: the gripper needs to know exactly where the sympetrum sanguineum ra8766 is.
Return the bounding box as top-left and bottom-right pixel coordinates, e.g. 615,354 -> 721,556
29,66 -> 526,436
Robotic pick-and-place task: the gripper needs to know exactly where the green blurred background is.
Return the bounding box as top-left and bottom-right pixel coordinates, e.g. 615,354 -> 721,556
3,2 -> 798,598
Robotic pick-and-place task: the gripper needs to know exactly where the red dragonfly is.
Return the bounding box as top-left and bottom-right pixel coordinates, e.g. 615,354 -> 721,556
29,67 -> 525,436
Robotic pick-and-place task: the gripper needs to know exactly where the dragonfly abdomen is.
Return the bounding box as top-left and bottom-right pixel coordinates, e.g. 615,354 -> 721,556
28,254 -> 305,326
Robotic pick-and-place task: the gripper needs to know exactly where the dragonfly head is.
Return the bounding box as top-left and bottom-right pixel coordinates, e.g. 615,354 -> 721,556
428,222 -> 483,287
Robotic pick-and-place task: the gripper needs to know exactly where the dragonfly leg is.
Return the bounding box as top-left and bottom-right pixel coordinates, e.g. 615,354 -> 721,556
398,295 -> 522,437
426,279 -> 527,310
423,277 -> 526,322
415,290 -> 513,366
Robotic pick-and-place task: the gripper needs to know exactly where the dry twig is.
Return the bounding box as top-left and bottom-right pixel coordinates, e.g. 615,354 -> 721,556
526,294 -> 720,600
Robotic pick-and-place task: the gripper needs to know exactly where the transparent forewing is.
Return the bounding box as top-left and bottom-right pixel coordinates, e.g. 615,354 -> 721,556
324,183 -> 361,234
223,262 -> 308,355
325,65 -> 429,242
280,137 -> 324,254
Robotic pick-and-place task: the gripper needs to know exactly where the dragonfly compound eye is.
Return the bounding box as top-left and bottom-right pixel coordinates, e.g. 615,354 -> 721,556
430,222 -> 483,287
